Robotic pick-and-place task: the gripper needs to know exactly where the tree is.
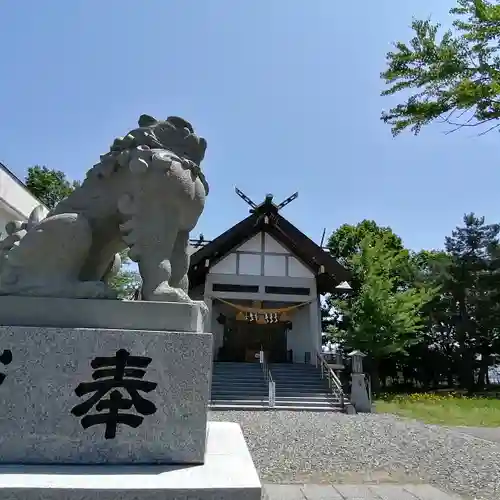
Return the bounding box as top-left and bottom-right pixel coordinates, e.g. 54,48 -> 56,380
410,250 -> 459,388
381,0 -> 500,136
444,213 -> 500,389
24,166 -> 140,298
328,220 -> 413,292
327,222 -> 435,390
107,250 -> 142,299
25,165 -> 79,209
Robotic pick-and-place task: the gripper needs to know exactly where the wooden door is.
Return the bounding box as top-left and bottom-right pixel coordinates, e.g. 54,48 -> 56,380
222,321 -> 287,362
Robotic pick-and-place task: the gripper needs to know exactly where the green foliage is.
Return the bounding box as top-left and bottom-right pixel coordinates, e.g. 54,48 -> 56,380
25,165 -> 79,209
326,214 -> 500,393
107,250 -> 141,300
326,221 -> 434,366
327,220 -> 412,291
376,392 -> 500,427
381,0 -> 500,135
342,238 -> 434,358
444,214 -> 500,387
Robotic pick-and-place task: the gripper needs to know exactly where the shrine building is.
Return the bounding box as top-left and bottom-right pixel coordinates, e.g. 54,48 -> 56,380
0,162 -> 48,240
188,190 -> 351,365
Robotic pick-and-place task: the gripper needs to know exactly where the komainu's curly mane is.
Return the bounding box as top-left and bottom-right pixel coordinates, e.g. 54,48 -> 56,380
83,114 -> 209,195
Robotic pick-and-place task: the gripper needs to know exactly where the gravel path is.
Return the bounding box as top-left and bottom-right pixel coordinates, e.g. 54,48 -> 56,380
209,411 -> 500,500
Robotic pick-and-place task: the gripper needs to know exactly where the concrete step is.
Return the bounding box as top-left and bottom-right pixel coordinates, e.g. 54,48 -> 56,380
212,385 -> 268,391
270,367 -> 322,372
211,399 -> 269,405
273,376 -> 329,381
213,368 -> 263,372
212,371 -> 265,376
271,405 -> 343,412
211,393 -> 272,400
211,362 -> 347,413
212,392 -> 269,398
275,399 -> 341,407
212,378 -> 268,387
212,388 -> 268,393
274,385 -> 331,389
209,403 -> 269,411
274,395 -> 341,402
274,389 -> 333,394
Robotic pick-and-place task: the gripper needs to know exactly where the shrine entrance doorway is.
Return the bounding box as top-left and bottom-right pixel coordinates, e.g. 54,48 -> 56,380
221,320 -> 288,363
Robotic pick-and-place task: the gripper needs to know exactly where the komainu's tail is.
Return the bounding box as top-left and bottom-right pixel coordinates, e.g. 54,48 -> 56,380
0,205 -> 47,275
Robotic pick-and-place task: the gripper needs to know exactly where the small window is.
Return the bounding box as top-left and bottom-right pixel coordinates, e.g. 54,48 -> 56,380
265,286 -> 310,295
212,283 -> 259,293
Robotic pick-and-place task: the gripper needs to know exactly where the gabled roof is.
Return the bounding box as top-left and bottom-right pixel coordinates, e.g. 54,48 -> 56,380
188,196 -> 350,294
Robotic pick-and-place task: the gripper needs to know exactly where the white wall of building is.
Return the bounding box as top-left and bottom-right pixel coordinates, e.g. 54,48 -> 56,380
237,234 -> 262,252
287,306 -> 313,363
0,165 -> 48,239
208,232 -> 315,279
0,206 -> 13,239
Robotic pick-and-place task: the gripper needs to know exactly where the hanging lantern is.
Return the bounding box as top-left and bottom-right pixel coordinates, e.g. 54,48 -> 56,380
236,311 -> 245,321
256,314 -> 266,325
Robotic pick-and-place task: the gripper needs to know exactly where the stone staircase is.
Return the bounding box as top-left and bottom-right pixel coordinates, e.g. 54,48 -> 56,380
210,362 -> 345,412
210,362 -> 269,410
270,363 -> 344,411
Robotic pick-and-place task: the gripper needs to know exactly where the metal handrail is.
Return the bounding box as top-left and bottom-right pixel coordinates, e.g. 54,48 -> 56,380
260,348 -> 275,408
316,351 -> 345,409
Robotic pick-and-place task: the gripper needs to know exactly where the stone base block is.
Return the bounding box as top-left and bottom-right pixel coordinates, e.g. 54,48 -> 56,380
0,296 -> 206,332
0,325 -> 212,465
0,422 -> 261,500
350,373 -> 372,413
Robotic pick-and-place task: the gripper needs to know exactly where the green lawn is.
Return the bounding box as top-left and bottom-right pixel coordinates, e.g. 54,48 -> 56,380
375,392 -> 500,427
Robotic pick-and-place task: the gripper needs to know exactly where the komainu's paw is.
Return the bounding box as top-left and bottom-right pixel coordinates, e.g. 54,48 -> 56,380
146,283 -> 192,303
192,299 -> 209,318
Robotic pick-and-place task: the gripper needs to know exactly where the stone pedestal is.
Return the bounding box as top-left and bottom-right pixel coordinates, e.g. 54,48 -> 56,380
0,298 -> 261,498
0,324 -> 212,464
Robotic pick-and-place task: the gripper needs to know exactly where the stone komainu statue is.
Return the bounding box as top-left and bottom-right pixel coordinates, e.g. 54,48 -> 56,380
0,114 -> 209,302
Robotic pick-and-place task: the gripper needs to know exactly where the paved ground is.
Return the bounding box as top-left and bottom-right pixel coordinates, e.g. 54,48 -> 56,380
451,425 -> 500,444
263,483 -> 464,499
210,411 -> 498,499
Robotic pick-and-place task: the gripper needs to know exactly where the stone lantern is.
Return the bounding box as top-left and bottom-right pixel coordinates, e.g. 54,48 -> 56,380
348,350 -> 366,374
347,350 -> 371,413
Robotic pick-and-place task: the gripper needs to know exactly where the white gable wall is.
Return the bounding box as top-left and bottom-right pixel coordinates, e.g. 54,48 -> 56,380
210,253 -> 237,274
236,234 -> 262,252
264,254 -> 286,277
239,253 -> 261,275
288,257 -> 314,278
264,233 -> 288,253
208,232 -> 315,279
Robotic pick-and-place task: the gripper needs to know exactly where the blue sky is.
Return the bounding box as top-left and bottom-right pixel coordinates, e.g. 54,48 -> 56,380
0,0 -> 497,251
